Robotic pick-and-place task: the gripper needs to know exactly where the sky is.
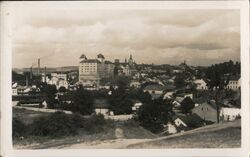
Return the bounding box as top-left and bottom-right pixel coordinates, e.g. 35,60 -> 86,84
11,8 -> 240,68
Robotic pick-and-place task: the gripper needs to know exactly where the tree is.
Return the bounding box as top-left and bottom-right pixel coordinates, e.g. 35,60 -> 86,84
180,97 -> 195,114
40,84 -> 58,109
108,88 -> 133,115
136,89 -> 152,104
204,60 -> 240,123
136,98 -> 172,133
58,86 -> 67,94
174,74 -> 186,88
70,85 -> 94,115
116,76 -> 130,89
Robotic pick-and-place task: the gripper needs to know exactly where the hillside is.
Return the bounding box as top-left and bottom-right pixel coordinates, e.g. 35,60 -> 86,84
126,120 -> 241,148
13,66 -> 78,73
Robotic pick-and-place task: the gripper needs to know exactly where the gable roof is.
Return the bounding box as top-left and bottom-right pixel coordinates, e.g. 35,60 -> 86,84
93,98 -> 109,108
144,84 -> 167,91
174,114 -> 204,127
193,97 -> 207,104
80,59 -> 101,63
104,60 -> 114,64
176,93 -> 192,97
80,54 -> 87,59
201,100 -> 217,110
97,54 -> 105,59
229,75 -> 240,81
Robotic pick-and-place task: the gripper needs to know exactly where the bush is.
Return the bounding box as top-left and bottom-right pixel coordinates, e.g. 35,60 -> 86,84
84,114 -> 107,133
29,111 -> 77,137
13,117 -> 27,138
136,99 -> 172,134
71,113 -> 85,128
122,118 -> 139,127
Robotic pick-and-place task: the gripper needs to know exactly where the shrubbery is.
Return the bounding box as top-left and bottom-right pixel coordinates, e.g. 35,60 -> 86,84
29,111 -> 77,137
135,98 -> 173,134
84,114 -> 108,133
12,112 -> 110,138
12,118 -> 27,138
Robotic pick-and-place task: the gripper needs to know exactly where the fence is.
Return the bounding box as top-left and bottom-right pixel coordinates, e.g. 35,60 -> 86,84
13,106 -> 73,114
104,114 -> 133,121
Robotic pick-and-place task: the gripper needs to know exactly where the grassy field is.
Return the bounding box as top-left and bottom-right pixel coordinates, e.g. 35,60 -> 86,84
13,108 -> 156,149
13,107 -> 241,149
126,120 -> 241,148
13,107 -> 51,125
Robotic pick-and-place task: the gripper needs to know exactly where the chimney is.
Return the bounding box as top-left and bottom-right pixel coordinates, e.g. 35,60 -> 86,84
38,58 -> 40,75
30,66 -> 33,80
26,75 -> 29,87
44,67 -> 47,83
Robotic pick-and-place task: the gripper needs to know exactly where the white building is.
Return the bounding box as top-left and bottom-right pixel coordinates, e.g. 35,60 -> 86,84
93,99 -> 110,116
79,54 -> 115,88
226,76 -> 240,90
220,107 -> 241,121
164,122 -> 177,134
12,88 -> 18,96
130,80 -> 141,88
193,79 -> 208,90
131,100 -> 143,111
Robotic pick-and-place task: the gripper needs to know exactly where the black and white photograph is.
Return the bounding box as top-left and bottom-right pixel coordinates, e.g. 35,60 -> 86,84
0,1 -> 249,157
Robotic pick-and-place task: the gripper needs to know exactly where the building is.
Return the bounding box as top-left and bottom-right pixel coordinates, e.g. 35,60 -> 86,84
93,98 -> 110,115
131,99 -> 143,111
115,54 -> 136,76
192,101 -> 218,122
117,64 -> 131,76
226,76 -> 241,90
176,93 -> 193,101
220,107 -> 241,121
193,79 -> 208,90
130,80 -> 141,88
79,54 -> 115,88
143,84 -> 168,99
163,122 -> 177,134
165,114 -> 205,133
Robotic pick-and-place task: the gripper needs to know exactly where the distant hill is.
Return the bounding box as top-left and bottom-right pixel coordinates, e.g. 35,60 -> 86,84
13,66 -> 78,74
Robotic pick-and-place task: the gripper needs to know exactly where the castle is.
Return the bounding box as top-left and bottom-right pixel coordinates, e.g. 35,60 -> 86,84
79,54 -> 115,88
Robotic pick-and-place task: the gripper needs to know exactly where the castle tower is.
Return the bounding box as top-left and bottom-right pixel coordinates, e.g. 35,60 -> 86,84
128,54 -> 133,66
80,54 -> 87,63
97,53 -> 105,62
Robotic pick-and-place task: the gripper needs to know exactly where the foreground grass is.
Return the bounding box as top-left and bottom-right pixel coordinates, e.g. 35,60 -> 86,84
13,108 -> 156,149
126,124 -> 241,148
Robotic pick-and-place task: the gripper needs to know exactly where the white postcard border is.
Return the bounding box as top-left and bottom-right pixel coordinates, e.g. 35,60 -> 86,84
1,1 -> 249,157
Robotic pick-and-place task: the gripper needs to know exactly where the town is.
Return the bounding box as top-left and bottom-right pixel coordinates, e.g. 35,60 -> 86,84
12,54 -> 241,148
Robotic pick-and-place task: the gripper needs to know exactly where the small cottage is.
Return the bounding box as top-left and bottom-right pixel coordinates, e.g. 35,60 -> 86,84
192,100 -> 218,122
93,99 -> 110,116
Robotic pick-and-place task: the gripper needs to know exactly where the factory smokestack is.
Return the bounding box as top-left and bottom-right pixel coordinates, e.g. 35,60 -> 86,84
30,66 -> 33,80
44,67 -> 47,83
26,75 -> 29,87
38,58 -> 40,75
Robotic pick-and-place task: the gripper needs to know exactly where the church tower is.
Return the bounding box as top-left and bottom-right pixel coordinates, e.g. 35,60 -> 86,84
80,54 -> 87,63
128,54 -> 133,66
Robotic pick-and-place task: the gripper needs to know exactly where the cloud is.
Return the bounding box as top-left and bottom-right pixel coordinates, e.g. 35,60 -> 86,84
11,9 -> 240,68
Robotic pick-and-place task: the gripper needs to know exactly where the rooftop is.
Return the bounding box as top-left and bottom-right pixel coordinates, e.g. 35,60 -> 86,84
80,59 -> 101,63
97,54 -> 105,59
174,113 -> 204,127
144,84 -> 168,91
93,98 -> 109,108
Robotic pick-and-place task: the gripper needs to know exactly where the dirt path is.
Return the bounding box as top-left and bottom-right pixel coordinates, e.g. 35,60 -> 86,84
55,138 -> 152,149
